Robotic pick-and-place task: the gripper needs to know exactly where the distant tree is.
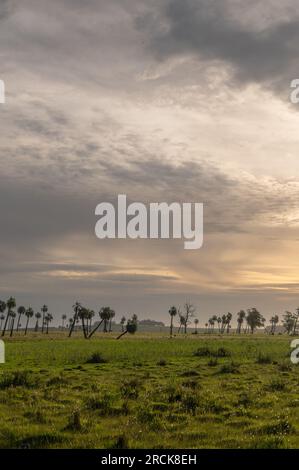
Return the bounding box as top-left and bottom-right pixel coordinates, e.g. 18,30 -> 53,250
194,318 -> 199,334
109,309 -> 115,332
100,307 -> 114,333
183,302 -> 196,334
41,305 -> 48,334
35,312 -> 41,332
45,313 -> 53,334
208,317 -> 214,333
246,308 -> 265,334
217,316 -> 222,333
220,314 -> 227,334
168,306 -> 177,338
236,310 -> 246,334
9,311 -> 16,337
69,302 -> 81,337
17,306 -> 26,332
88,307 -> 115,339
62,314 -> 67,329
116,315 -> 138,339
87,310 -> 95,334
205,322 -> 208,332
78,307 -> 89,338
178,311 -> 185,334
120,316 -> 126,332
0,314 -> 5,330
24,307 -> 34,335
269,315 -> 279,335
292,308 -> 299,335
2,297 -> 16,337
226,312 -> 232,334
282,311 -> 296,335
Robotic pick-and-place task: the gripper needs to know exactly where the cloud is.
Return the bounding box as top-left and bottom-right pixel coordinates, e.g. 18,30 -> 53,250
139,0 -> 299,97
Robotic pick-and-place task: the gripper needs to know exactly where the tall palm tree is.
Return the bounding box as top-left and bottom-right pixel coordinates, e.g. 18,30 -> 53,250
120,316 -> 126,332
78,307 -> 89,338
0,301 -> 6,333
109,310 -> 115,332
2,297 -> 16,337
35,312 -> 41,332
116,315 -> 138,339
16,306 -> 26,332
41,305 -> 48,333
9,311 -> 16,337
88,310 -> 95,334
69,302 -> 81,337
62,314 -> 67,329
194,318 -> 199,334
217,316 -> 222,333
24,307 -> 34,335
237,310 -> 246,334
45,313 -> 53,334
100,307 -> 113,333
168,306 -> 177,338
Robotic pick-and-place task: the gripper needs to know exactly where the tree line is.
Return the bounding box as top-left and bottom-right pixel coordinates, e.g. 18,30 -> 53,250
1,296 -> 299,338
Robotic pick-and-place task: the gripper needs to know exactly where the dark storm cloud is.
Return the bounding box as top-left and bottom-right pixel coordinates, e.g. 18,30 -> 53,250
140,0 -> 299,94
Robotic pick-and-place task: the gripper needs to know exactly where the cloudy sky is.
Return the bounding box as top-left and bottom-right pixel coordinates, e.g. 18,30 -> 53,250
1,0 -> 299,325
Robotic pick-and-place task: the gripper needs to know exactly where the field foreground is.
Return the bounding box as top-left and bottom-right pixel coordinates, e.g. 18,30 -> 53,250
0,333 -> 298,449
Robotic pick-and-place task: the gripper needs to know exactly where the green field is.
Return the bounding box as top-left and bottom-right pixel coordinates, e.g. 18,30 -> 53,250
0,333 -> 298,449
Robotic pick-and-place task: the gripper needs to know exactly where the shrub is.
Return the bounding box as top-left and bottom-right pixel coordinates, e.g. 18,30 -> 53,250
157,359 -> 167,366
86,352 -> 108,364
193,347 -> 231,358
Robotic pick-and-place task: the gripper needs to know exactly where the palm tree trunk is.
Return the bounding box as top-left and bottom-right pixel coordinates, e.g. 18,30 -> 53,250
170,316 -> 173,338
46,322 -> 49,334
16,314 -> 22,332
69,310 -> 79,337
10,318 -> 15,337
42,313 -> 45,333
35,320 -> 39,332
1,310 -> 10,337
116,330 -> 127,340
25,317 -> 29,336
88,319 -> 104,339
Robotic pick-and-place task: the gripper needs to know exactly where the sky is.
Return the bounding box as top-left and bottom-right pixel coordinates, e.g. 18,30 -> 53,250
1,0 -> 299,326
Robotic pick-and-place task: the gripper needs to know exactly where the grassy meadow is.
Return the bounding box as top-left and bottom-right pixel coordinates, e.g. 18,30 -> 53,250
0,332 -> 298,449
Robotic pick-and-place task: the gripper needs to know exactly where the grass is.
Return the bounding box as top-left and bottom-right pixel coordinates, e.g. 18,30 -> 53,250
0,332 -> 298,448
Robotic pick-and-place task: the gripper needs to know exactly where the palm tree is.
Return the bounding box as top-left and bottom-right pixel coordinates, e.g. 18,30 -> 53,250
87,310 -> 94,334
168,306 -> 177,338
35,312 -> 41,332
194,318 -> 199,334
2,297 -> 16,337
0,301 -> 6,333
24,307 -> 34,335
109,309 -> 115,332
269,314 -> 279,334
100,307 -> 113,333
226,312 -> 232,333
16,306 -> 26,332
45,313 -> 53,334
9,311 -> 16,337
217,316 -> 222,333
117,315 -> 138,339
237,310 -> 246,334
78,307 -> 89,338
62,314 -> 67,329
69,302 -> 81,337
120,316 -> 126,332
41,305 -> 48,333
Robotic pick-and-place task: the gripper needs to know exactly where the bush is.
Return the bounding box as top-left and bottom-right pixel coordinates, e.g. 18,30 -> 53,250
86,352 -> 108,364
157,359 -> 167,366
